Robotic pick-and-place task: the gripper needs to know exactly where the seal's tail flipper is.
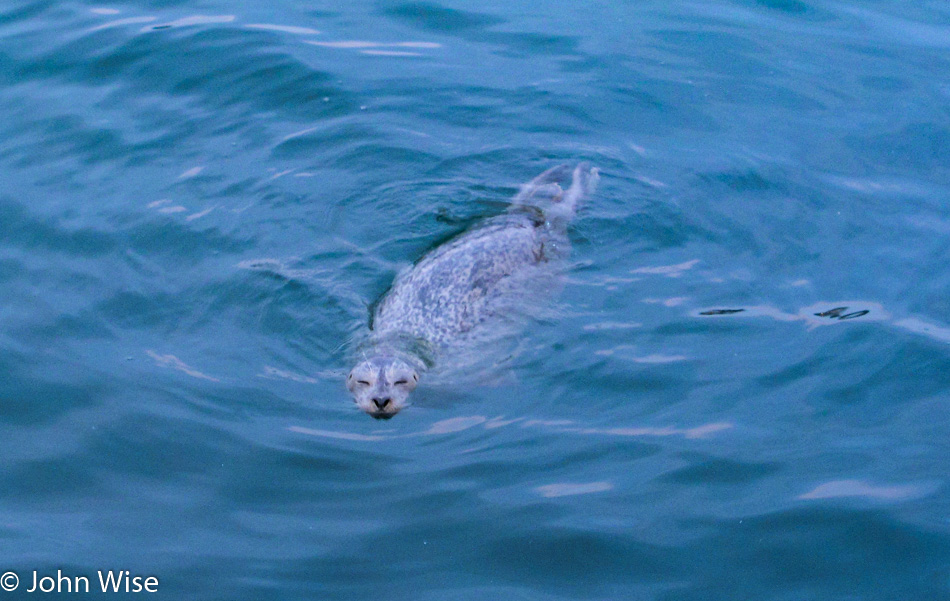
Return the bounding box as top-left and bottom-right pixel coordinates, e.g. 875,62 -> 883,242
512,164 -> 572,205
546,162 -> 599,224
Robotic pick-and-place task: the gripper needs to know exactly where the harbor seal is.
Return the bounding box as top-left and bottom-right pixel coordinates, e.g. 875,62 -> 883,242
348,163 -> 599,418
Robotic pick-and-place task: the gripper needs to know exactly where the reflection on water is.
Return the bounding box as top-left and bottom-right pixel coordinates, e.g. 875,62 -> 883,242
630,259 -> 700,277
245,24 -> 321,35
144,15 -> 236,31
536,481 -> 613,498
799,479 -> 937,501
582,321 -> 642,331
894,317 -> 950,344
697,300 -> 950,346
305,40 -> 442,57
146,350 -> 220,382
305,41 -> 441,49
87,16 -> 157,32
288,426 -> 386,442
290,416 -> 732,442
258,365 -> 318,384
178,166 -> 204,179
359,50 -> 423,57
84,9 -> 442,61
595,346 -> 688,364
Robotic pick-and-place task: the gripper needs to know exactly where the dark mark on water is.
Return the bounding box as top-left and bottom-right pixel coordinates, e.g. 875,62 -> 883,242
815,306 -> 869,320
699,309 -> 745,316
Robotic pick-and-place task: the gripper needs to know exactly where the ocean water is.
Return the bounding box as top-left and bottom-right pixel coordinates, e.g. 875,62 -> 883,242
1,0 -> 949,599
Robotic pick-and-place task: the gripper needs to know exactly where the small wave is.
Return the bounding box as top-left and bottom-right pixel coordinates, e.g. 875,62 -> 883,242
536,481 -> 613,498
143,15 -> 236,32
289,415 -> 731,442
87,16 -> 157,32
360,50 -> 423,57
630,259 -> 700,277
244,24 -> 321,35
258,366 -> 318,384
146,350 -> 220,382
799,479 -> 937,501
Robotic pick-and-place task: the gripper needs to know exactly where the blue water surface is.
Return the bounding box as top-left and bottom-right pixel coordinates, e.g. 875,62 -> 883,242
1,0 -> 949,599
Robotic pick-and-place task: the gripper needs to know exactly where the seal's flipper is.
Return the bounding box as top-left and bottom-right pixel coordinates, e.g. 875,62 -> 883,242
546,162 -> 599,224
512,164 -> 572,205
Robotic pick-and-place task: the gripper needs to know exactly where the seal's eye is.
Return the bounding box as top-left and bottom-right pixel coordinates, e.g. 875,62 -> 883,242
394,379 -> 408,385
357,380 -> 371,386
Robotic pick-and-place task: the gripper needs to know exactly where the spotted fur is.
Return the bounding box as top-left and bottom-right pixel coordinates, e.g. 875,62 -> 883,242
347,163 -> 599,418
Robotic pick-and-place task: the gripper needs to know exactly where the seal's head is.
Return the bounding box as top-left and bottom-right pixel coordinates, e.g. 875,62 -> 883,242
346,355 -> 419,419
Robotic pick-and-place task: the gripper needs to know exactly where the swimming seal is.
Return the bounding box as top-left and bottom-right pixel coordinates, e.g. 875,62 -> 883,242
347,163 -> 599,418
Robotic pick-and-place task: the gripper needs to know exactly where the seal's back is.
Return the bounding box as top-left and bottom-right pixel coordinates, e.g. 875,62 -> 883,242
371,163 -> 598,350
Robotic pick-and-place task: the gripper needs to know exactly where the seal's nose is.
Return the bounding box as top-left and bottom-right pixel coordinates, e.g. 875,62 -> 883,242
373,397 -> 392,410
